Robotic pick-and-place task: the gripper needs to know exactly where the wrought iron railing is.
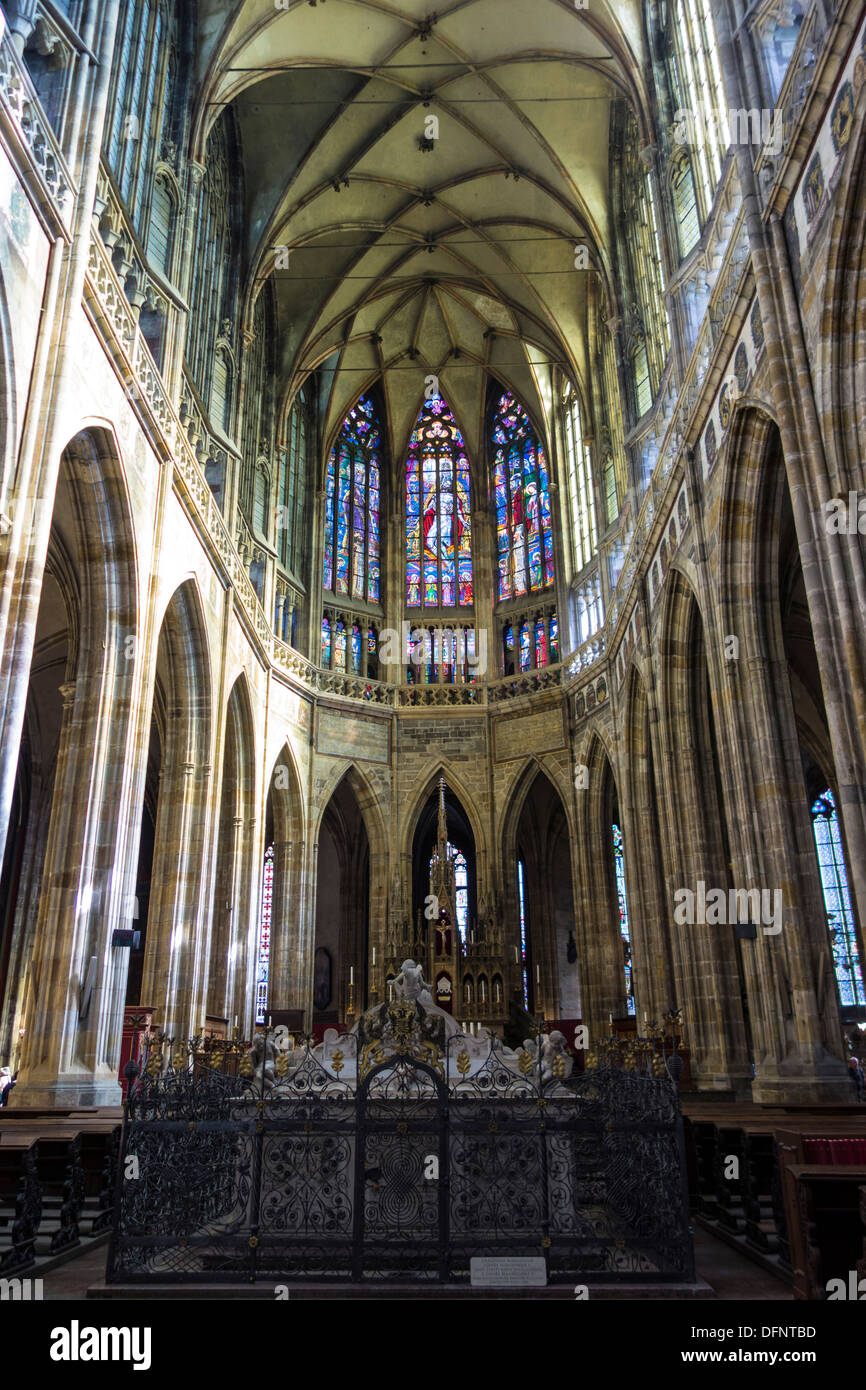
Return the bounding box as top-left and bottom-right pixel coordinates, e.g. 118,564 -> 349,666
107,1022 -> 694,1286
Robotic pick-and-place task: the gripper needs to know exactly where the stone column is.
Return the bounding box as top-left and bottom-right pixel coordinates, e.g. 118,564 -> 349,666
11,676 -> 128,1107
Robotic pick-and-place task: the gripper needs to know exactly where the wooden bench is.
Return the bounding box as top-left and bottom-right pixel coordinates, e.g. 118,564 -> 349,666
0,1142 -> 41,1274
781,1165 -> 866,1299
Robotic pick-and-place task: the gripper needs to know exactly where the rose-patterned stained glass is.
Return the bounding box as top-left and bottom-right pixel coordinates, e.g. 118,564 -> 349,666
406,394 -> 473,608
323,394 -> 381,602
493,389 -> 554,601
811,789 -> 865,1008
613,823 -> 635,1015
255,843 -> 274,1024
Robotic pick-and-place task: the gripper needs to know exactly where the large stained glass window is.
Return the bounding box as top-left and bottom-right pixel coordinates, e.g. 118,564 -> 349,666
255,843 -> 274,1024
517,858 -> 530,1009
493,390 -> 553,601
811,790 -> 865,1009
612,824 -> 635,1015
406,394 -> 473,608
323,395 -> 381,602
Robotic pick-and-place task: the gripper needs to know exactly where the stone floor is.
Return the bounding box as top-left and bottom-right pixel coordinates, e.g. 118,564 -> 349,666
35,1225 -> 792,1300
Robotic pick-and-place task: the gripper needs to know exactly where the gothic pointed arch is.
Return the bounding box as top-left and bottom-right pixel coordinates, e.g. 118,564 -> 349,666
2,426 -> 140,1103
209,673 -> 258,1027
139,577 -> 213,1034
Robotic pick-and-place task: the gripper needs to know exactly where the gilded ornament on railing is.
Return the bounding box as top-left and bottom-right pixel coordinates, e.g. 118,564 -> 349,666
145,1047 -> 162,1079
358,1041 -> 386,1079
456,1049 -> 471,1076
239,1052 -> 254,1079
171,1048 -> 186,1072
518,1048 -> 533,1075
388,998 -> 416,1051
275,1049 -> 290,1077
330,1049 -> 344,1075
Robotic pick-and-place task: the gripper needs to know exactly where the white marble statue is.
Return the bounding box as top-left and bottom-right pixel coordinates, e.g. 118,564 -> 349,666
540,1030 -> 573,1084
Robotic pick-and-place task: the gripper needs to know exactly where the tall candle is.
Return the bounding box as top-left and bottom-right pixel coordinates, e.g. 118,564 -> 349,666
372,947 -> 376,966
513,945 -> 519,964
350,966 -> 354,984
536,964 -> 540,984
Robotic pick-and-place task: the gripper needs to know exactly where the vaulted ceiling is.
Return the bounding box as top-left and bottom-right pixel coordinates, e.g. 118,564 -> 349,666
195,0 -> 649,456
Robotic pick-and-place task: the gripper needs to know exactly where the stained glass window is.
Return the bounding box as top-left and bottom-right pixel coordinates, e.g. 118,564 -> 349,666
406,394 -> 473,608
519,621 -> 532,672
550,613 -> 559,663
454,849 -> 469,945
534,617 -> 547,669
564,390 -> 598,573
107,1 -> 175,237
670,0 -> 729,227
517,858 -> 530,1009
255,843 -> 274,1024
811,790 -> 865,1009
321,615 -> 331,667
613,824 -> 635,1015
351,623 -> 362,674
323,395 -> 381,602
493,390 -> 553,601
334,620 -> 347,671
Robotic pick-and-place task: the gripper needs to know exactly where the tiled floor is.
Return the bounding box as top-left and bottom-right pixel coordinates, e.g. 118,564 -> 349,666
37,1226 -> 792,1300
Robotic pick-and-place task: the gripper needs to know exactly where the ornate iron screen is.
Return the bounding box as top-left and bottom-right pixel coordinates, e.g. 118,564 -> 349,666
106,1035 -> 694,1285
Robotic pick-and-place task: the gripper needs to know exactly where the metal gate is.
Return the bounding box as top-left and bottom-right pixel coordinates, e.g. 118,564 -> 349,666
107,1034 -> 694,1285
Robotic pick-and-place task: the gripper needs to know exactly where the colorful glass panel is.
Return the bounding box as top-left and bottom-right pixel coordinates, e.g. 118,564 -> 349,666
321,615 -> 331,668
519,621 -> 532,672
255,843 -> 274,1024
405,394 -> 473,608
517,858 -> 529,1009
323,394 -> 381,603
811,790 -> 865,1008
492,390 -> 554,601
613,824 -> 635,1015
334,620 -> 346,671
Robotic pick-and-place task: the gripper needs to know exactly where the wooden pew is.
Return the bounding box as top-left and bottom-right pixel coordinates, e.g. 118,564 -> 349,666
0,1142 -> 41,1274
781,1165 -> 866,1299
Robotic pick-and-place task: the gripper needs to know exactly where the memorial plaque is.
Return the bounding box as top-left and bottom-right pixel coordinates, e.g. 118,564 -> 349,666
470,1256 -> 548,1287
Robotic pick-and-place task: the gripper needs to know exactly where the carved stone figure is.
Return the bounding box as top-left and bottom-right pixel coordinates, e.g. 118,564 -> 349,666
391,958 -> 432,1004
247,1032 -> 277,1091
540,1030 -> 573,1084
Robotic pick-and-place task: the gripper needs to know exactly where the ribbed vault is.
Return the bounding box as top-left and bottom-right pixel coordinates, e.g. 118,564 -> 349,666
194,0 -> 648,447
